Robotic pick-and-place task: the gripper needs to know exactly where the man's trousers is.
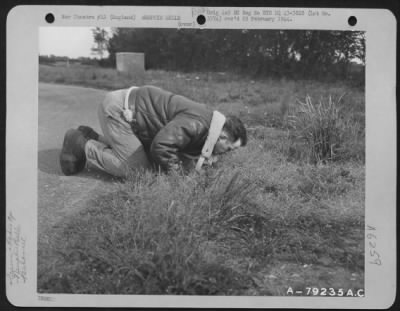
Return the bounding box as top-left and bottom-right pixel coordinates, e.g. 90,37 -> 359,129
85,88 -> 151,177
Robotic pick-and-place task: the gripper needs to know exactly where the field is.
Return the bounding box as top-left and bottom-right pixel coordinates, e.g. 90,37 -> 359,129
38,64 -> 365,295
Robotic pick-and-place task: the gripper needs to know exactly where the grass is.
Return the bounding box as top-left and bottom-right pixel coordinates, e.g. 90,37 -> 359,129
39,63 -> 146,90
287,95 -> 365,163
38,64 -> 365,295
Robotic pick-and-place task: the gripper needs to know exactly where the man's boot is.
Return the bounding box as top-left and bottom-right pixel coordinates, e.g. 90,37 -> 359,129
59,129 -> 88,175
77,125 -> 100,141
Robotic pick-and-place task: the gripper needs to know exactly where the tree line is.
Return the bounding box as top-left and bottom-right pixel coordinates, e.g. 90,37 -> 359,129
39,55 -> 100,66
95,28 -> 365,82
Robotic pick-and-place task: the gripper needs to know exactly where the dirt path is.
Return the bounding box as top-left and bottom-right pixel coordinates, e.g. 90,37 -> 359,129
38,83 -> 120,242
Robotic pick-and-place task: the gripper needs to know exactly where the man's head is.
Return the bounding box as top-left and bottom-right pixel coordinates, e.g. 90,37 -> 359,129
213,115 -> 247,155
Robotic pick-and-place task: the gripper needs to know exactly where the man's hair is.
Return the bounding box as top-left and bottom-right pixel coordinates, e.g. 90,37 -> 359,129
223,115 -> 247,146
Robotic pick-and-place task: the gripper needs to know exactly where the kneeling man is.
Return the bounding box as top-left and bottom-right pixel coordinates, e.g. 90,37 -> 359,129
60,85 -> 247,177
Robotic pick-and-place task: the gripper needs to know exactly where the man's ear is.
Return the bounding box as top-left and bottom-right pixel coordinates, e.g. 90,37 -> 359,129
233,139 -> 242,148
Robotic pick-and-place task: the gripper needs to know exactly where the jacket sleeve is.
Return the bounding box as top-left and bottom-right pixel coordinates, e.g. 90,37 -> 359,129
150,117 -> 205,171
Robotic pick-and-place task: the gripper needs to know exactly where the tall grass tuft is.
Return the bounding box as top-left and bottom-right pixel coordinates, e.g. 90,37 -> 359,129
209,171 -> 258,222
288,95 -> 364,163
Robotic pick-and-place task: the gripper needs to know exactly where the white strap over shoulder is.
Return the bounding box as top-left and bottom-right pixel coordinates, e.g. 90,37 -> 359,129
123,86 -> 138,122
195,111 -> 226,171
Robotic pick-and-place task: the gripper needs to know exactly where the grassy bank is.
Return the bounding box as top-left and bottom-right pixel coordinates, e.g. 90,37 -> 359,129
38,64 -> 365,295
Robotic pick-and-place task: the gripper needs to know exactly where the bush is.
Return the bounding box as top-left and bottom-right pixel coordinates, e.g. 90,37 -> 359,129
287,95 -> 364,163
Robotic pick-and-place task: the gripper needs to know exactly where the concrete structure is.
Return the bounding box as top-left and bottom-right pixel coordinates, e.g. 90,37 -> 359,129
116,52 -> 145,76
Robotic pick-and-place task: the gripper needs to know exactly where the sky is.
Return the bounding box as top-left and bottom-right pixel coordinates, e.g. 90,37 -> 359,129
39,27 -> 110,58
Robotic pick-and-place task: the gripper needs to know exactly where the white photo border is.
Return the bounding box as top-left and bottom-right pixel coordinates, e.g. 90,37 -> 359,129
6,5 -> 397,308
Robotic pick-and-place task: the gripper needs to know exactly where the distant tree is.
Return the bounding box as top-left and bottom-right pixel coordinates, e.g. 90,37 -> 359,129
39,54 -> 72,65
105,28 -> 365,82
91,27 -> 109,59
39,55 -> 55,64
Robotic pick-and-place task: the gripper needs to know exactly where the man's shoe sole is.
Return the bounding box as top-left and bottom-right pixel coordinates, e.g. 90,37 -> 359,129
59,129 -> 87,175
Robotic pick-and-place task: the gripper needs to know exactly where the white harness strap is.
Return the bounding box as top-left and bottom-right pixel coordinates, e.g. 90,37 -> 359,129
123,86 -> 138,122
195,111 -> 226,171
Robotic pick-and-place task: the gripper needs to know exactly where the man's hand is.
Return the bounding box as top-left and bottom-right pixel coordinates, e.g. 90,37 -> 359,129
206,155 -> 219,166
